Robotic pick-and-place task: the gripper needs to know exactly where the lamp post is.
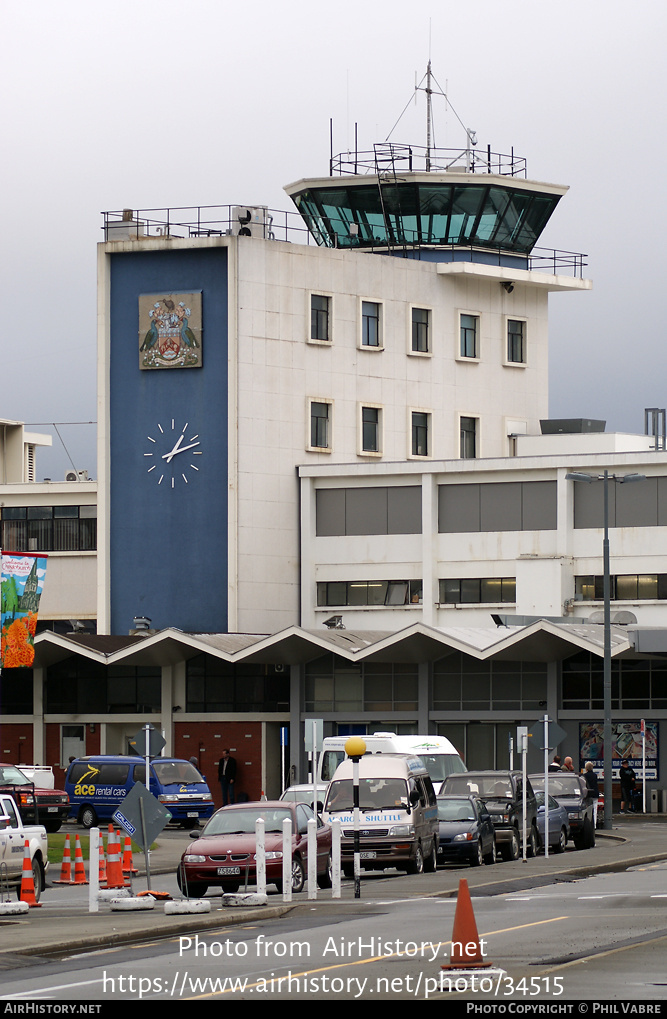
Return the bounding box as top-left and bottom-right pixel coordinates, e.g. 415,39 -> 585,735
565,471 -> 645,830
344,736 -> 367,899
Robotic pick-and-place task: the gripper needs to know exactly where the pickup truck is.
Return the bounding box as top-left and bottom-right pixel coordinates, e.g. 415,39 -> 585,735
0,764 -> 69,832
0,793 -> 48,902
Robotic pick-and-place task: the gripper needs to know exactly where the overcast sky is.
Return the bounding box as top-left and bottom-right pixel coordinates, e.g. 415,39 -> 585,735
2,0 -> 665,480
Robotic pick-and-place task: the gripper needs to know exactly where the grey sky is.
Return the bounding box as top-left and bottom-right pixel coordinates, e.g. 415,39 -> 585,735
2,0 -> 664,480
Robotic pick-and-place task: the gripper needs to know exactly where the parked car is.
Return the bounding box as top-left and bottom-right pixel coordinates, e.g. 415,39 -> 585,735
529,774 -> 596,850
436,794 -> 496,867
535,791 -> 569,853
0,765 -> 69,833
177,800 -> 332,896
279,783 -> 327,814
441,771 -> 539,861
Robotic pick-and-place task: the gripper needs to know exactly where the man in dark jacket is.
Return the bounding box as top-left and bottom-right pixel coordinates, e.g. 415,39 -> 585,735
218,749 -> 237,805
619,759 -> 636,814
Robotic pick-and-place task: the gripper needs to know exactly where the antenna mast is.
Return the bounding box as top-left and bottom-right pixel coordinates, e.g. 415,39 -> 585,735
425,60 -> 433,171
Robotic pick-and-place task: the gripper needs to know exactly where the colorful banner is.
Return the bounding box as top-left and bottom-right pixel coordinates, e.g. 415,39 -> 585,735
0,553 -> 48,668
579,721 -> 658,780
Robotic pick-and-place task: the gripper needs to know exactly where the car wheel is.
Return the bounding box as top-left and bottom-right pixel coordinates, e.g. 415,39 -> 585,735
526,826 -> 538,858
501,830 -> 520,862
317,853 -> 333,889
424,838 -> 437,873
221,882 -> 240,893
483,838 -> 497,865
176,865 -> 208,899
406,843 -> 424,875
585,817 -> 596,848
78,805 -> 97,829
553,827 -> 567,854
290,856 -> 305,893
43,821 -> 62,834
342,863 -> 354,879
470,839 -> 483,867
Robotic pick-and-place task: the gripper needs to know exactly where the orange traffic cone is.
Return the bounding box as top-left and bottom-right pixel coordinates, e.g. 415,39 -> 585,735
19,841 -> 41,907
121,835 -> 138,876
54,834 -> 74,884
98,838 -> 108,887
441,879 -> 492,971
73,835 -> 88,885
105,827 -> 127,889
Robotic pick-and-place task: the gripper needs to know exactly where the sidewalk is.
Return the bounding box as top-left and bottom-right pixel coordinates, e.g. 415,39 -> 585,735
2,814 -> 665,963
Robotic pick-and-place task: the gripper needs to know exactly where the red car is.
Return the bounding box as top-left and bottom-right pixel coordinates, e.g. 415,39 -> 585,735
0,765 -> 69,833
177,800 -> 332,896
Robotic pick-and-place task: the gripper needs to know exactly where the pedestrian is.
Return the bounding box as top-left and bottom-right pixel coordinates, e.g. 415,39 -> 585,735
619,759 -> 636,813
584,761 -> 600,827
548,755 -> 561,772
559,756 -> 575,772
218,748 -> 237,805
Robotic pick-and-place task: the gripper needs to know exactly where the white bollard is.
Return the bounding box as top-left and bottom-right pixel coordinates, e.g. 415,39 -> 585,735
255,816 -> 266,895
282,816 -> 292,902
307,817 -> 317,899
331,819 -> 341,898
89,828 -> 99,913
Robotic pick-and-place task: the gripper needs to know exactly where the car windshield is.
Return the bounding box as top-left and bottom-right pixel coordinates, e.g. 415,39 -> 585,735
202,808 -> 294,835
437,798 -> 476,822
445,775 -> 512,799
419,754 -> 467,782
325,778 -> 408,812
152,761 -> 203,786
0,766 -> 31,786
530,776 -> 580,797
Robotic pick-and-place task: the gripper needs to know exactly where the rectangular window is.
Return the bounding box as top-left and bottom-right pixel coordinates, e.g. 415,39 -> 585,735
0,506 -> 97,552
310,294 -> 330,341
361,301 -> 381,347
440,578 -> 516,604
411,308 -> 430,353
361,406 -> 380,453
411,412 -> 429,457
460,314 -> 479,358
575,574 -> 667,601
317,580 -> 422,607
310,401 -> 331,449
460,417 -> 477,458
507,319 -> 526,363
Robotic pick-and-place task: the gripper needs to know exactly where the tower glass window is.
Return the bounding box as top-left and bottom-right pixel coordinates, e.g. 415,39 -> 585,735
507,319 -> 525,363
310,402 -> 330,449
361,302 -> 381,347
311,294 -> 330,341
460,314 -> 479,358
411,308 -> 430,353
411,412 -> 429,456
460,417 -> 477,459
362,407 -> 380,453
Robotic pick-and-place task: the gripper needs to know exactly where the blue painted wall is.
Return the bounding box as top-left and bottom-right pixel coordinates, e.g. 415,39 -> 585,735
109,247 -> 228,633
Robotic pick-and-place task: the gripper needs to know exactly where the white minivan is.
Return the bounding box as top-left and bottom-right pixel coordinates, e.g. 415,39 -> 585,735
322,753 -> 438,875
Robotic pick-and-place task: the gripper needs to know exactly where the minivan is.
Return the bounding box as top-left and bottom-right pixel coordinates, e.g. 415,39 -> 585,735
65,756 -> 214,828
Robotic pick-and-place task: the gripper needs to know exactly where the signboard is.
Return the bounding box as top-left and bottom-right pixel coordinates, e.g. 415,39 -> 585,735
527,717 -> 568,752
579,721 -> 658,780
112,780 -> 171,851
128,725 -> 166,759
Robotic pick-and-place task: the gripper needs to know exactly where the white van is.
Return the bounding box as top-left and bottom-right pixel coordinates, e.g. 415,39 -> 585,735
322,753 -> 438,874
319,732 -> 465,794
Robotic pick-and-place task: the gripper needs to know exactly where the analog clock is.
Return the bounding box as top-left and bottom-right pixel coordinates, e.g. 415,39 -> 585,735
144,419 -> 202,488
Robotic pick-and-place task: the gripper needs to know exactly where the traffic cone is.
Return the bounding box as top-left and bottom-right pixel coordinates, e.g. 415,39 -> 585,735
98,838 -> 108,887
121,835 -> 138,876
54,834 -> 74,884
441,878 -> 492,970
72,835 -> 88,885
105,827 -> 127,889
19,841 -> 41,907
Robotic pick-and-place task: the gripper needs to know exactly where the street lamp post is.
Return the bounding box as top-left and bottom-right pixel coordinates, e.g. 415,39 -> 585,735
565,470 -> 645,830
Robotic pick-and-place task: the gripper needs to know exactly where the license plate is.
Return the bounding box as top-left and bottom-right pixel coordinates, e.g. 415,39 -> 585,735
187,812 -> 199,817
360,851 -> 376,860
217,867 -> 241,876
47,807 -> 57,812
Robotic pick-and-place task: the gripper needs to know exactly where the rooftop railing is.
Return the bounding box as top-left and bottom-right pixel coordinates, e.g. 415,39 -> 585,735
330,142 -> 527,178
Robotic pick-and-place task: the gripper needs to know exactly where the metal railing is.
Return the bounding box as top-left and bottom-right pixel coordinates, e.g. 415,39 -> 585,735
102,205 -> 314,244
330,142 -> 527,178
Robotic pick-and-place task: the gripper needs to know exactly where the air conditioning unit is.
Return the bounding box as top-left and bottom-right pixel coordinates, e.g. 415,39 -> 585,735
64,469 -> 89,482
232,206 -> 270,238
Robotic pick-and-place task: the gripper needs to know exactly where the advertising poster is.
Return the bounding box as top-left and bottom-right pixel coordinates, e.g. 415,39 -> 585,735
580,721 -> 658,779
0,552 -> 48,668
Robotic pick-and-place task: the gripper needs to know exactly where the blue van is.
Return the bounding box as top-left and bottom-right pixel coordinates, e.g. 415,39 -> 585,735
65,756 -> 215,828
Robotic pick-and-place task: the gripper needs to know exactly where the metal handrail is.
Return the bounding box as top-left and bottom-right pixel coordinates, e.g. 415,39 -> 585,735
330,142 -> 527,178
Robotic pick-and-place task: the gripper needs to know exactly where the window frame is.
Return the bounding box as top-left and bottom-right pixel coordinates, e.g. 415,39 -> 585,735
308,292 -> 333,344
459,415 -> 479,459
409,409 -> 431,458
307,399 -> 333,452
359,299 -> 383,350
505,316 -> 527,366
409,305 -> 432,356
458,311 -> 480,361
359,404 -> 383,456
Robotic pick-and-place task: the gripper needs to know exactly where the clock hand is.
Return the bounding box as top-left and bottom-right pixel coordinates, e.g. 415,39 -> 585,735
162,439 -> 201,462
